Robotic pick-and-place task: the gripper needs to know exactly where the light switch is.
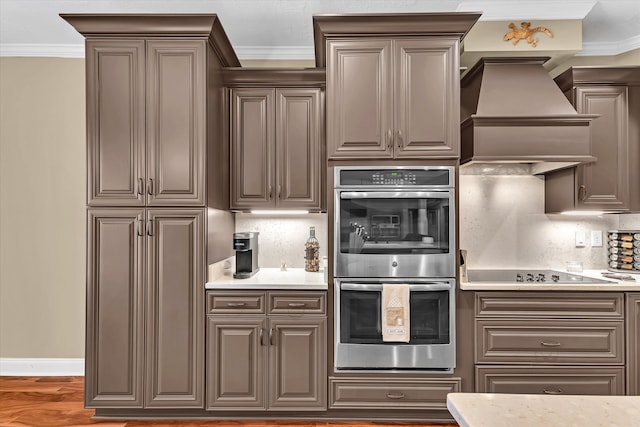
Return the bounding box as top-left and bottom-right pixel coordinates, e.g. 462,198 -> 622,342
591,230 -> 603,247
575,231 -> 586,247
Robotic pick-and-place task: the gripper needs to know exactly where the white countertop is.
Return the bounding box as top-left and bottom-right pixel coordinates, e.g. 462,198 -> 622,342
460,269 -> 640,291
205,268 -> 327,290
447,393 -> 640,427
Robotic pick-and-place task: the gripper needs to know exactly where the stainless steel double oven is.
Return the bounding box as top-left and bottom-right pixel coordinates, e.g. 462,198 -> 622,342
333,166 -> 456,371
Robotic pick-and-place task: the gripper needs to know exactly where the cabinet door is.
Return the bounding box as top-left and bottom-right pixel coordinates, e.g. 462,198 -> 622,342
206,317 -> 267,410
276,88 -> 322,209
394,38 -> 459,158
145,209 -> 204,408
575,86 -> 629,209
146,40 -> 206,206
628,293 -> 640,395
327,39 -> 393,159
86,209 -> 144,407
268,317 -> 326,410
231,88 -> 275,209
86,40 -> 145,206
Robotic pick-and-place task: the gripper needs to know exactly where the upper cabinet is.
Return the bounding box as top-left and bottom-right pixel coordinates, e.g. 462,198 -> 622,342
327,38 -> 459,159
314,13 -> 480,160
545,67 -> 640,213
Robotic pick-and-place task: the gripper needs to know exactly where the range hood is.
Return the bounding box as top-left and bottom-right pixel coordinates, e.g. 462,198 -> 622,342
460,57 -> 597,174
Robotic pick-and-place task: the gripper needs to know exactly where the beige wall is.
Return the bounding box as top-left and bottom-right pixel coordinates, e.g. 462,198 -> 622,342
0,58 -> 86,357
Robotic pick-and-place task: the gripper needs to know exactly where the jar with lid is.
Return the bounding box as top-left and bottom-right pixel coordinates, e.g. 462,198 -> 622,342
305,227 -> 320,272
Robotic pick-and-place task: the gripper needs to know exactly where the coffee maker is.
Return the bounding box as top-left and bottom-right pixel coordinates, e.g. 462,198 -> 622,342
233,232 -> 259,278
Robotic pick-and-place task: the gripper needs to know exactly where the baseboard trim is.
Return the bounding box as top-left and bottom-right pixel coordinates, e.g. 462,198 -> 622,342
0,358 -> 84,376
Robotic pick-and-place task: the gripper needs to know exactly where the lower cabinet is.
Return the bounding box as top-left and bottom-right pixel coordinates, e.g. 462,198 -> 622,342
86,208 -> 204,408
206,291 -> 327,411
628,293 -> 640,395
474,292 -> 626,396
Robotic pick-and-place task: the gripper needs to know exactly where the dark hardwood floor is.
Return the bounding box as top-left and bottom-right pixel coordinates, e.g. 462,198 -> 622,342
0,377 -> 457,427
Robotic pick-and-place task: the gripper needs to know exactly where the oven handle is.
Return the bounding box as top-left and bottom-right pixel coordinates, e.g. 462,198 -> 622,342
340,283 -> 451,292
339,191 -> 451,199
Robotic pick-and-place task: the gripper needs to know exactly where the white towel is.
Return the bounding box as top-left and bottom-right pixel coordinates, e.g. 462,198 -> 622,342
381,284 -> 410,342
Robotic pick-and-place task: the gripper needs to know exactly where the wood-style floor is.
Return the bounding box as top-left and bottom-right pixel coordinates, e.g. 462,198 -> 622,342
0,377 -> 458,427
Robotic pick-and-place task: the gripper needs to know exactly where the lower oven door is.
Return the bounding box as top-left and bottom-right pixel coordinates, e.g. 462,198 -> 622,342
334,278 -> 455,370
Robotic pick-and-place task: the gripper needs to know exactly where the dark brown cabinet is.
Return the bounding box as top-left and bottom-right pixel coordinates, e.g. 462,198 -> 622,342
86,39 -> 206,207
87,208 -> 204,408
326,37 -> 459,159
206,291 -> 327,411
230,87 -> 322,210
546,67 -> 640,213
628,293 -> 640,395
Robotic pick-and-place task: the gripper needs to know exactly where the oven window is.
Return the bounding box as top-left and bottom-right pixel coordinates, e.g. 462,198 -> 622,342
340,289 -> 450,344
339,196 -> 449,255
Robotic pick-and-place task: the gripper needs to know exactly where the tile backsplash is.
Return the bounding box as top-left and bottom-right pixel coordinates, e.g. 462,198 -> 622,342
235,213 -> 328,268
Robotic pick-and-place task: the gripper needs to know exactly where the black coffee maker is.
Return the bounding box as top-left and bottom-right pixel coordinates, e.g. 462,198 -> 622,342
233,232 -> 259,278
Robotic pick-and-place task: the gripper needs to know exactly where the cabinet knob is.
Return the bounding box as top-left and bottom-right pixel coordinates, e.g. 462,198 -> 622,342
540,341 -> 562,347
386,392 -> 405,399
147,178 -> 154,196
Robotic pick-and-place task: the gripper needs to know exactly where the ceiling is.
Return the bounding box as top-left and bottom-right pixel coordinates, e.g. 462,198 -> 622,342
1,0 -> 639,60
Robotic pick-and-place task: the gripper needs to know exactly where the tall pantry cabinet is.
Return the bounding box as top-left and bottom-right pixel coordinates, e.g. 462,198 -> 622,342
62,15 -> 240,409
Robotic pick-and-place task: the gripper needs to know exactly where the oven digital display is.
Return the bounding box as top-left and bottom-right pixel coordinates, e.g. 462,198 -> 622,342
339,168 -> 450,186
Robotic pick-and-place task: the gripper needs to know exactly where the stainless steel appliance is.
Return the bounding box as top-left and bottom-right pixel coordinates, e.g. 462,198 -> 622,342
233,232 -> 259,279
333,166 -> 456,371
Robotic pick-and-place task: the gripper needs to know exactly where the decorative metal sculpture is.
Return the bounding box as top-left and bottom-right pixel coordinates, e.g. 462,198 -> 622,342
504,22 -> 553,47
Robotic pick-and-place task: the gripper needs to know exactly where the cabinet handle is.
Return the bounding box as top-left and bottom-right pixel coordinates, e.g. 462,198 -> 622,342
268,185 -> 272,200
288,303 -> 306,308
543,388 -> 562,395
277,185 -> 282,200
259,328 -> 264,346
386,392 -> 405,399
147,178 -> 154,196
226,302 -> 246,308
146,220 -> 153,237
136,220 -> 143,237
579,184 -> 587,201
269,328 -> 274,346
540,341 -> 562,347
137,178 -> 144,196
387,129 -> 393,149
397,129 -> 403,148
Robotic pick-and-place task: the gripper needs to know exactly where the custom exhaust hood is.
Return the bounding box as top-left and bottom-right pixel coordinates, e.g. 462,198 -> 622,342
460,57 -> 597,174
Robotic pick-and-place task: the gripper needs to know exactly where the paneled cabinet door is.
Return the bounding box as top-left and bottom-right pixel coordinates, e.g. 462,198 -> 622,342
327,39 -> 393,158
231,88 -> 275,209
574,86 -> 629,210
394,38 -> 459,158
268,317 -> 327,409
207,317 -> 267,409
86,40 -> 146,206
146,41 -> 206,206
276,88 -> 322,209
86,209 -> 145,407
628,293 -> 640,395
145,209 -> 204,408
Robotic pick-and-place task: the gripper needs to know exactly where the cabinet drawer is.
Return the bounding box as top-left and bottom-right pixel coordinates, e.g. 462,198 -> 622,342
329,378 -> 460,410
268,292 -> 326,315
206,292 -> 265,314
476,319 -> 624,365
476,366 -> 625,395
475,292 -> 624,319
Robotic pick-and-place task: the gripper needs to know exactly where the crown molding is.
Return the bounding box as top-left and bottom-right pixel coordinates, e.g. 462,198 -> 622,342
577,35 -> 640,56
0,43 -> 84,58
456,0 -> 596,20
234,46 -> 315,60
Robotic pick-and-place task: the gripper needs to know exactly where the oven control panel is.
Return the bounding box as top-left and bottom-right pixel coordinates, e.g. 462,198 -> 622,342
337,167 -> 453,187
372,171 -> 417,185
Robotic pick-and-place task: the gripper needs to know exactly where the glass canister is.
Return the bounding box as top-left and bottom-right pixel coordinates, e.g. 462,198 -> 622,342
305,226 -> 320,272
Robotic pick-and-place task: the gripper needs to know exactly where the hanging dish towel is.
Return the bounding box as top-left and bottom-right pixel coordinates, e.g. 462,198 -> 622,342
382,283 -> 410,342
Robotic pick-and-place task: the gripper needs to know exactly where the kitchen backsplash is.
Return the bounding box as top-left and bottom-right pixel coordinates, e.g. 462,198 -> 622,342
235,213 -> 328,268
459,174 -> 640,270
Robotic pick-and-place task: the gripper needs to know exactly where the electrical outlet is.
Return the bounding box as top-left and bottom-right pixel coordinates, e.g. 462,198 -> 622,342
575,231 -> 586,247
591,230 -> 603,247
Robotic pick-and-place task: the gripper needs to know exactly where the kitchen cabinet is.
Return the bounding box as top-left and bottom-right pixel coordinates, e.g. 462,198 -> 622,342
326,37 -> 459,159
474,292 -> 626,396
206,291 -> 327,411
230,87 -> 323,210
86,39 -> 206,207
87,208 -> 204,408
546,67 -> 640,213
628,293 -> 640,395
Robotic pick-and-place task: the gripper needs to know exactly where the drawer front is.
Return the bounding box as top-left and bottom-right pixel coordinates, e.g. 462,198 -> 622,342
476,366 -> 625,395
476,319 -> 624,364
206,292 -> 265,314
475,292 -> 624,319
329,378 -> 460,410
268,292 -> 326,315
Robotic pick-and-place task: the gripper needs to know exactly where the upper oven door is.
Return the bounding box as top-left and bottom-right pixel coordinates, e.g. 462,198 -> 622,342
335,190 -> 455,278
